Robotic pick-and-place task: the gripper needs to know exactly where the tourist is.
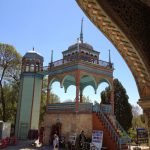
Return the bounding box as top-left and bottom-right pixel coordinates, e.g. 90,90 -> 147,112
79,130 -> 86,149
53,134 -> 59,150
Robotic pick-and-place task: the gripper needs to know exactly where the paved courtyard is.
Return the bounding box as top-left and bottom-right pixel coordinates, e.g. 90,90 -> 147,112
2,140 -> 65,150
2,140 -> 150,150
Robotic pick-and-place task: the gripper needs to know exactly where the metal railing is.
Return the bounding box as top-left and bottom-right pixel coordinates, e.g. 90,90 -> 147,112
38,57 -> 113,73
93,104 -> 120,145
47,102 -> 93,112
93,104 -> 131,149
115,119 -> 131,147
48,58 -> 113,68
100,104 -> 112,114
99,60 -> 113,68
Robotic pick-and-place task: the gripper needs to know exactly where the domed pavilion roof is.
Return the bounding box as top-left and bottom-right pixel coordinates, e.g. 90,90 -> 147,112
23,48 -> 43,62
68,42 -> 93,51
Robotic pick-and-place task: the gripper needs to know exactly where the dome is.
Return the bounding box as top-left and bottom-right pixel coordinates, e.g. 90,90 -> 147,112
23,50 -> 44,62
68,42 -> 93,51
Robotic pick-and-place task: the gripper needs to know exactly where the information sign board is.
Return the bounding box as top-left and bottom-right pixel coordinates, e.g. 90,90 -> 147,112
91,130 -> 103,149
137,128 -> 148,144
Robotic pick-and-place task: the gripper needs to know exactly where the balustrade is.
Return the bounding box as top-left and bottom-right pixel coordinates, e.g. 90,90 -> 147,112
93,104 -> 131,149
38,58 -> 113,73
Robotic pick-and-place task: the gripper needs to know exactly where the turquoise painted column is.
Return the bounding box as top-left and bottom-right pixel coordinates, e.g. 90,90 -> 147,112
15,73 -> 43,139
15,50 -> 44,139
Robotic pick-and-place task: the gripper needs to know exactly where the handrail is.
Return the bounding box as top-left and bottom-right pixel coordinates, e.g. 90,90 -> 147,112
37,57 -> 113,73
93,104 -> 131,149
115,119 -> 131,147
93,104 -> 120,146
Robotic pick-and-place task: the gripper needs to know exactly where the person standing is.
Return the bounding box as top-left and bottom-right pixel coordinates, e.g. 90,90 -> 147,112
53,134 -> 59,150
79,130 -> 86,149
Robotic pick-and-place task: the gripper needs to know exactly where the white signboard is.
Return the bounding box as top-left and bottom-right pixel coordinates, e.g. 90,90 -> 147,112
68,133 -> 77,146
92,130 -> 103,150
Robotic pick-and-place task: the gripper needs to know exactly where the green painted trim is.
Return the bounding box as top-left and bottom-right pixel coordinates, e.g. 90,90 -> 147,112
21,72 -> 44,78
42,64 -> 113,77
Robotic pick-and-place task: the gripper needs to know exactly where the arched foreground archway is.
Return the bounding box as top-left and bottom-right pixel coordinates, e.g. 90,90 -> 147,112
76,0 -> 150,127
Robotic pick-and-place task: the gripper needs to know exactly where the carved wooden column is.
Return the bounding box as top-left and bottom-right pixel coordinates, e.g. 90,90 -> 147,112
75,71 -> 80,112
80,89 -> 83,103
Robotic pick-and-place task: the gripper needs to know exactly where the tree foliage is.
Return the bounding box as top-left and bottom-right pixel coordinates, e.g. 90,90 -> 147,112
40,92 -> 60,122
82,96 -> 92,103
0,81 -> 19,124
101,87 -> 111,104
132,105 -> 145,129
50,93 -> 60,103
0,43 -> 21,121
40,78 -> 60,122
132,114 -> 145,129
101,78 -> 133,131
114,79 -> 133,131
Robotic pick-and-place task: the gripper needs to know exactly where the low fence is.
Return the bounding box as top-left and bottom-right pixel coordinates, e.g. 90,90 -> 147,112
47,102 -> 93,113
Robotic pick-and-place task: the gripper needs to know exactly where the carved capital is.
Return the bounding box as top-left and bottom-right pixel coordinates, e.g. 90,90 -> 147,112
138,97 -> 150,110
139,85 -> 150,98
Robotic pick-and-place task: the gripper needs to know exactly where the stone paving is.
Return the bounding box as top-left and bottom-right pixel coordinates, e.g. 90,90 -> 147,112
2,140 -> 150,150
130,146 -> 149,150
1,140 -> 62,150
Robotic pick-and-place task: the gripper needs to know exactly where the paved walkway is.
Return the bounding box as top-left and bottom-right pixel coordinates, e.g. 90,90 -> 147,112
130,146 -> 149,150
2,140 -> 64,150
3,140 -> 150,150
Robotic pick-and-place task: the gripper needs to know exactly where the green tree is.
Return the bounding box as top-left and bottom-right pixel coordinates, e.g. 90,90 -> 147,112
114,79 -> 133,131
50,93 -> 60,103
0,43 -> 21,121
132,105 -> 145,129
101,79 -> 133,131
82,96 -> 92,103
40,77 -> 60,122
40,90 -> 47,122
1,81 -> 19,124
101,87 -> 111,104
40,92 -> 60,122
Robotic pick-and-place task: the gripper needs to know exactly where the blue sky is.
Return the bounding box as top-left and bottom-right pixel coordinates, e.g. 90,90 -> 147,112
0,0 -> 140,106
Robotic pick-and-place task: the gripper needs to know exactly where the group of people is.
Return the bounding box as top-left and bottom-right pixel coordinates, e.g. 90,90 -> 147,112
53,130 -> 87,150
53,130 -> 86,150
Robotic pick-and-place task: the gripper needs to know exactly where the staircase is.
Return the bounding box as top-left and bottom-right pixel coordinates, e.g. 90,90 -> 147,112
93,104 -> 131,150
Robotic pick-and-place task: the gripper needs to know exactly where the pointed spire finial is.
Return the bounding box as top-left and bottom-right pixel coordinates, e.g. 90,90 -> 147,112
77,38 -> 80,52
51,50 -> 53,63
80,17 -> 84,43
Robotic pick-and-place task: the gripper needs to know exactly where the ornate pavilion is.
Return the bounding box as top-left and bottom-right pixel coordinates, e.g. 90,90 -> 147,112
16,21 -> 131,149
43,21 -> 115,146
